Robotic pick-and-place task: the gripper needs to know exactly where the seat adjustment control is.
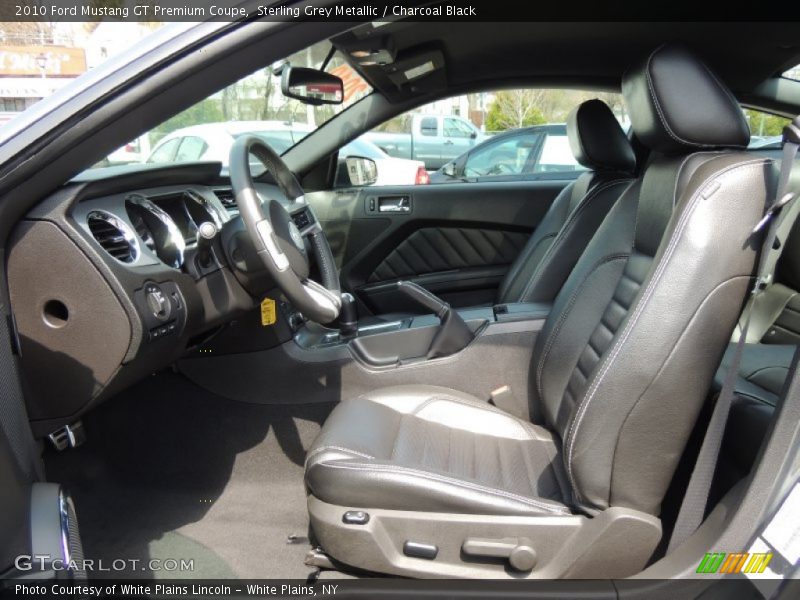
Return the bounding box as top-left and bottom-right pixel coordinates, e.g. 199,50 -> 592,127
462,537 -> 537,571
342,510 -> 369,525
403,541 -> 438,560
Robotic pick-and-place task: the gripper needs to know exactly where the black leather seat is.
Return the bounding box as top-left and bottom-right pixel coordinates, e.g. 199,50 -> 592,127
495,99 -> 636,304
306,385 -> 571,517
366,99 -> 635,324
306,46 -> 774,577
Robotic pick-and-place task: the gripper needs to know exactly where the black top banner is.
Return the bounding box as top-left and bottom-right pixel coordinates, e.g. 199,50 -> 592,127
1,0 -> 799,22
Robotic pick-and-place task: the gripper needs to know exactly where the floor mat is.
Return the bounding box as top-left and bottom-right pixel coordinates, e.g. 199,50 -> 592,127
44,370 -> 335,579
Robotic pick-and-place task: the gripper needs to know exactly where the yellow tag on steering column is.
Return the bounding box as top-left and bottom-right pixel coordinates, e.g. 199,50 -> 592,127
260,298 -> 276,326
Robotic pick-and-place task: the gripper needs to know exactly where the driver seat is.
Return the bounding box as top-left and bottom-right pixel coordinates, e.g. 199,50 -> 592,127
305,45 -> 774,578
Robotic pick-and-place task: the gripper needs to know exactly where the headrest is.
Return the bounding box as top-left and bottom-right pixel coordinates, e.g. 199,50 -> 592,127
567,99 -> 636,174
621,44 -> 750,155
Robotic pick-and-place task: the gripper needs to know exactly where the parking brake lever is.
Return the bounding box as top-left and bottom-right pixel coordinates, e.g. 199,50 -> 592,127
395,281 -> 474,359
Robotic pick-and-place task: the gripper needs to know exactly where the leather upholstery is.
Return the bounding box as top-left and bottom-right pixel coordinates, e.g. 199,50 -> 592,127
622,45 -> 750,155
714,343 -> 795,406
533,151 -> 772,514
567,99 -> 637,173
367,101 -> 634,307
497,173 -> 632,303
367,228 -> 528,283
306,385 -> 571,516
307,46 -> 772,524
497,100 -> 635,304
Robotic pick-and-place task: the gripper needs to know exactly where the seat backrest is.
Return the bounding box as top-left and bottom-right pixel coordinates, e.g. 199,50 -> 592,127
497,100 -> 636,304
529,45 -> 776,516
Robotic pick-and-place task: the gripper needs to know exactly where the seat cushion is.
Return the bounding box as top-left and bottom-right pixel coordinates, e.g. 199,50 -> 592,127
305,385 -> 572,517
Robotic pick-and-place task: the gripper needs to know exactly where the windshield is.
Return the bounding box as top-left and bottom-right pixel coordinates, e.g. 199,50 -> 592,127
102,38 -> 370,169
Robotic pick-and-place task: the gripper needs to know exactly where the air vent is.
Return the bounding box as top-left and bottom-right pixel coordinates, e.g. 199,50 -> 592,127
213,188 -> 236,209
87,211 -> 139,263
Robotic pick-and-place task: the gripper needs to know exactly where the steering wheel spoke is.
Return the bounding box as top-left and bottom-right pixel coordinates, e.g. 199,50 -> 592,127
229,136 -> 341,324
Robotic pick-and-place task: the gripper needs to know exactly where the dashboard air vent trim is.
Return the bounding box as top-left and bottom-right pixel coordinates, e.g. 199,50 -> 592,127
86,210 -> 139,264
213,188 -> 236,209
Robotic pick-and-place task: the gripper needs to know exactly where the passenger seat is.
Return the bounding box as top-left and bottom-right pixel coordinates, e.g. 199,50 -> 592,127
495,99 -> 636,304
366,99 -> 636,323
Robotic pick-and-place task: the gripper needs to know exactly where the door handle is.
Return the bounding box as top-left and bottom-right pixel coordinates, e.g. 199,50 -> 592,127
444,140 -> 454,145
378,196 -> 411,213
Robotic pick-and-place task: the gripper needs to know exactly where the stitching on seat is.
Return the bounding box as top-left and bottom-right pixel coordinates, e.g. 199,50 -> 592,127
520,179 -> 633,301
305,445 -> 376,463
317,461 -> 571,514
535,253 -> 630,400
564,159 -> 771,501
644,46 -> 697,148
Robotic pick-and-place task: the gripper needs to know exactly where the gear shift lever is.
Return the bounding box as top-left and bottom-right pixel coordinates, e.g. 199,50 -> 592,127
395,281 -> 474,358
338,293 -> 358,338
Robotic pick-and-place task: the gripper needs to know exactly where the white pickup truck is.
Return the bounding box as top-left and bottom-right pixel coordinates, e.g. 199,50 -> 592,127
364,113 -> 488,170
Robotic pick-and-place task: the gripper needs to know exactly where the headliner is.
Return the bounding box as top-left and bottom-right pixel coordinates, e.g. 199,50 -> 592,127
334,22 -> 800,111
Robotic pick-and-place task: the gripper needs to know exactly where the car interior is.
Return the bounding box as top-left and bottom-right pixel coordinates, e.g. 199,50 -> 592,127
2,20 -> 800,582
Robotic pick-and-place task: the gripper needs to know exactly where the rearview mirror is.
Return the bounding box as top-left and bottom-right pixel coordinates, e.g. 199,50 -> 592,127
281,65 -> 344,105
345,156 -> 378,186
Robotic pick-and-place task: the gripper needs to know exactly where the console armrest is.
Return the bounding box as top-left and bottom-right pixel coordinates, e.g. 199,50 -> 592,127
493,302 -> 552,322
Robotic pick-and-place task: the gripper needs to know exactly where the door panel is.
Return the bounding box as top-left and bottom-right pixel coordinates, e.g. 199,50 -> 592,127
306,180 -> 569,314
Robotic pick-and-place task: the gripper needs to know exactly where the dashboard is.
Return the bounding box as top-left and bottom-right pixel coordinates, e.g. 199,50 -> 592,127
6,162 -> 315,437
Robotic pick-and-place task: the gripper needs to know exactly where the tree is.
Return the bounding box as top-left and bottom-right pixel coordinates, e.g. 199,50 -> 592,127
745,109 -> 789,137
485,90 -> 547,132
150,99 -> 223,143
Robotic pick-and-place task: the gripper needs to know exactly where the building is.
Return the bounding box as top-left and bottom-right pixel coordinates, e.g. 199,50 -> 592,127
0,43 -> 87,125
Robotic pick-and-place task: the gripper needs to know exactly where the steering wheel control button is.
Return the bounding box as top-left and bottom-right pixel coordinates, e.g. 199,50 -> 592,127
342,510 -> 370,525
403,541 -> 438,560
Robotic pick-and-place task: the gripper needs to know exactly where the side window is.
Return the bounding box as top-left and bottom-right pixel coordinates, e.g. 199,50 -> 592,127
174,136 -> 209,162
533,133 -> 585,173
419,117 -> 438,137
363,89 -> 625,186
444,118 -> 473,138
745,109 -> 790,150
148,138 -> 181,163
464,132 -> 540,178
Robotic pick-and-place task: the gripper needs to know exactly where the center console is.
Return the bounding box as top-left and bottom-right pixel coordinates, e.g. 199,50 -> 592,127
294,281 -> 551,369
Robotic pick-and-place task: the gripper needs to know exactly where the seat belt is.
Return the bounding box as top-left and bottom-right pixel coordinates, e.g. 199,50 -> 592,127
667,117 -> 800,553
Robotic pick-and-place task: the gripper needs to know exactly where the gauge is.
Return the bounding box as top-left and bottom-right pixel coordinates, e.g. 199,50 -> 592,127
184,190 -> 226,232
125,195 -> 186,269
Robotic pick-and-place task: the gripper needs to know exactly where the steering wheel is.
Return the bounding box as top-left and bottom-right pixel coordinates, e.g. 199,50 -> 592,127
229,136 -> 341,324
